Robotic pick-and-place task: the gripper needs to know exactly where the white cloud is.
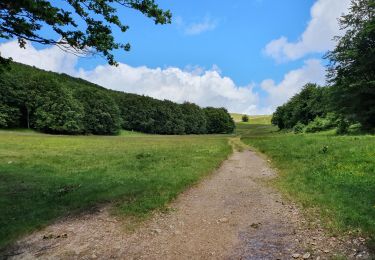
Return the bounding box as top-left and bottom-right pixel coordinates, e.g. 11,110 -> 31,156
176,15 -> 218,35
0,40 -> 259,114
260,59 -> 326,111
264,0 -> 351,62
0,40 -> 78,74
77,64 -> 259,115
0,41 -> 326,115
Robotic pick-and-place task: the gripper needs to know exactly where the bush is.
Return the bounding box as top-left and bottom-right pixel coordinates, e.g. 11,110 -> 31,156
293,122 -> 306,134
336,118 -> 350,134
305,115 -> 337,133
242,115 -> 249,122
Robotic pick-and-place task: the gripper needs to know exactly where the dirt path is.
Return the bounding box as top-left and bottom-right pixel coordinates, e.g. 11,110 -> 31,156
5,149 -> 369,259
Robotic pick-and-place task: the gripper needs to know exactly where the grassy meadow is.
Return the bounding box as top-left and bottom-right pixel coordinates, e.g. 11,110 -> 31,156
0,130 -> 232,248
230,113 -> 272,124
237,121 -> 375,242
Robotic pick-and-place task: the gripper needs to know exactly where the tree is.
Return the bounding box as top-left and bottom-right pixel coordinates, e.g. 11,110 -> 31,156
33,88 -> 84,134
0,104 -> 20,128
204,107 -> 235,134
271,84 -> 331,130
75,88 -> 121,135
325,0 -> 375,129
0,0 -> 171,66
181,102 -> 207,134
242,114 -> 249,123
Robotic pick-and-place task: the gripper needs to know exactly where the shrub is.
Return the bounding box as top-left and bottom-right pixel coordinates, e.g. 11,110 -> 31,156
336,118 -> 350,134
293,122 -> 306,134
305,115 -> 337,133
242,115 -> 249,122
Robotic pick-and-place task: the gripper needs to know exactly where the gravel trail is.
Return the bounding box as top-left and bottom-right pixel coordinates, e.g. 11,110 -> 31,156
5,149 -> 369,259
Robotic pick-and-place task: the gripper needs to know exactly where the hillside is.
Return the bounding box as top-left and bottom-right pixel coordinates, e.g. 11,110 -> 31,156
0,62 -> 235,135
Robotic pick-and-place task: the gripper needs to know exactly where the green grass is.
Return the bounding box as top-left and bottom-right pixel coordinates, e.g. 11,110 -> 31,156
0,131 -> 232,248
230,113 -> 272,124
238,123 -> 375,240
119,129 -> 148,136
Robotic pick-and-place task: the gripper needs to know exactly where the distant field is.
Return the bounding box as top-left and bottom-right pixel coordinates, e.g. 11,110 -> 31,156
238,123 -> 375,241
230,113 -> 272,124
0,131 -> 231,248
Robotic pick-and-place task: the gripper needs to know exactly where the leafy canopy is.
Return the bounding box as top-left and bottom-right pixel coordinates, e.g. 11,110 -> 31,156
325,0 -> 375,128
0,0 -> 172,66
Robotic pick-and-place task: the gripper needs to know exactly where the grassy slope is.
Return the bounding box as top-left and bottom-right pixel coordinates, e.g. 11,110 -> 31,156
230,114 -> 272,124
237,122 -> 375,241
0,131 -> 231,248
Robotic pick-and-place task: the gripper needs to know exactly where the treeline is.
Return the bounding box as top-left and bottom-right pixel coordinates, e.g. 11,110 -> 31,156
272,0 -> 374,134
272,84 -> 344,133
272,82 -> 373,134
0,62 -> 235,135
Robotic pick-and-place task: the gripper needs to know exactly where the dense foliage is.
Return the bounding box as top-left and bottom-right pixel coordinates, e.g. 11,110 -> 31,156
272,0 -> 374,133
271,84 -> 331,130
0,62 -> 234,135
0,0 -> 171,66
204,107 -> 235,134
242,114 -> 249,122
326,0 -> 375,129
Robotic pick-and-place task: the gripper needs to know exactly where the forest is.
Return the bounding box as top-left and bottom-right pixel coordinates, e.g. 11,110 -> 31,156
0,62 -> 235,135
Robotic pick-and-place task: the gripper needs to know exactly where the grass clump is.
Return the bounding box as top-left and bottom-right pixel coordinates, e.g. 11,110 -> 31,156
0,131 -> 231,248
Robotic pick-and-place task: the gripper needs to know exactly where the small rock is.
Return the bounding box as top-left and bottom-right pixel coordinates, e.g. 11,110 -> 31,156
42,234 -> 54,240
218,218 -> 229,223
151,228 -> 162,234
303,252 -> 311,259
316,257 -> 320,260
250,223 -> 261,228
292,253 -> 301,259
323,249 -> 330,253
358,237 -> 366,242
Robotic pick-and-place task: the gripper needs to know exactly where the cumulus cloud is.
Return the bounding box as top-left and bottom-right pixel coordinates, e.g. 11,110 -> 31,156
0,40 -> 78,74
260,59 -> 326,111
264,0 -> 351,62
0,40 -> 259,114
0,40 -> 326,114
77,64 -> 259,114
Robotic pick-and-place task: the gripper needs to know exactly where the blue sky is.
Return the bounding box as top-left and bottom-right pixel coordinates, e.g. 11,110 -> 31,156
111,0 -> 315,84
0,0 -> 351,114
